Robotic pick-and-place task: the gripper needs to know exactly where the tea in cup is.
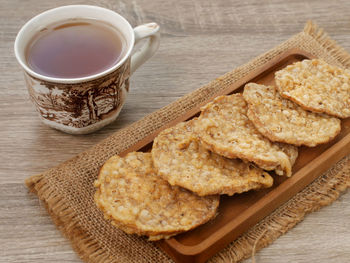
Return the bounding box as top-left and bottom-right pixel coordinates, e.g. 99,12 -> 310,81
14,5 -> 160,134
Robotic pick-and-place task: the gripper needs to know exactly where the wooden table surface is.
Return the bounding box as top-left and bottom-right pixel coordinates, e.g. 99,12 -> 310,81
1,0 -> 350,262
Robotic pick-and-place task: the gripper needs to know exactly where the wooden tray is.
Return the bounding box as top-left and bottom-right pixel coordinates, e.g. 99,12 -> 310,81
120,48 -> 350,263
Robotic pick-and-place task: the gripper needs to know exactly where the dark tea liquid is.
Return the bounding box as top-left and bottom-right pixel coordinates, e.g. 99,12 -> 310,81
26,19 -> 125,78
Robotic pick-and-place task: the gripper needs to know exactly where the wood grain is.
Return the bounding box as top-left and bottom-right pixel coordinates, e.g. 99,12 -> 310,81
0,0 -> 349,262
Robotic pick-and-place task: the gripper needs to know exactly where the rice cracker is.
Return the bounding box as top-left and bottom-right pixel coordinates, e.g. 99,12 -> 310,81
194,94 -> 298,177
275,59 -> 350,118
152,120 -> 273,196
243,83 -> 341,147
94,152 -> 219,241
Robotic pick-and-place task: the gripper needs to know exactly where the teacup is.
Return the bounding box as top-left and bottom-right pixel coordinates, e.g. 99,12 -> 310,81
14,5 -> 160,134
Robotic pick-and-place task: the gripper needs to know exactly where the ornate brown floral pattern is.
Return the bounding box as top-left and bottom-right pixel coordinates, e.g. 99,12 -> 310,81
25,58 -> 130,129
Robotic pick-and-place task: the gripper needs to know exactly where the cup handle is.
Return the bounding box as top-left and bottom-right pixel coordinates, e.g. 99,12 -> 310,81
130,23 -> 160,74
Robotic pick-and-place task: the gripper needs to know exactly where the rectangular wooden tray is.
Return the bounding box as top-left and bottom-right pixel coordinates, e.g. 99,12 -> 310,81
120,48 -> 350,263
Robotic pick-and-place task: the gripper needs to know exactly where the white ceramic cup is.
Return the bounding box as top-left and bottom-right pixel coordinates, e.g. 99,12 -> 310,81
14,5 -> 160,134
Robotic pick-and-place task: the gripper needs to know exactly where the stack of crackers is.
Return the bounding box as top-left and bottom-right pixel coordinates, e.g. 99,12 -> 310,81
94,59 -> 350,241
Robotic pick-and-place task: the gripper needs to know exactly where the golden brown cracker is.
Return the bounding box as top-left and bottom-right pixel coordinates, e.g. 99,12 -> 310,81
94,152 -> 219,240
275,59 -> 350,118
152,120 -> 273,196
195,94 -> 298,177
243,83 -> 341,147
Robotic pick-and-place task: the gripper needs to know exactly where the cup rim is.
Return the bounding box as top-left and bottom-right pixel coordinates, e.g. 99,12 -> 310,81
14,5 -> 135,84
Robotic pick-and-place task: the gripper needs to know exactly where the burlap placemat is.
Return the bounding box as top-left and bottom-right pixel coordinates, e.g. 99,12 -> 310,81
26,21 -> 350,263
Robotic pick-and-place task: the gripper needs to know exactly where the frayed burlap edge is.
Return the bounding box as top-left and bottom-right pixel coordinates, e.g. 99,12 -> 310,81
26,175 -> 122,263
209,155 -> 350,263
25,21 -> 350,263
303,21 -> 350,67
